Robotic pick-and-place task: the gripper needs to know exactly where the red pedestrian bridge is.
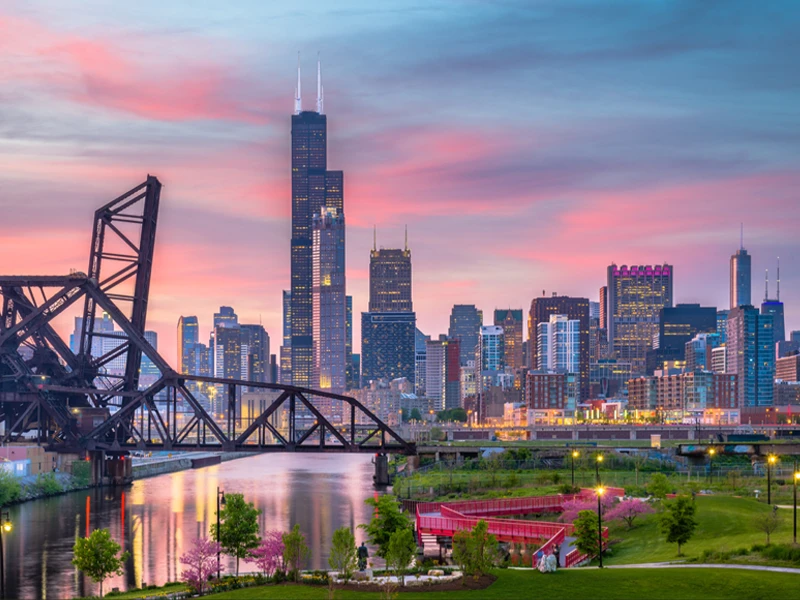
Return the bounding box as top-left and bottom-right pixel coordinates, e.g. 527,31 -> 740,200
415,488 -> 624,568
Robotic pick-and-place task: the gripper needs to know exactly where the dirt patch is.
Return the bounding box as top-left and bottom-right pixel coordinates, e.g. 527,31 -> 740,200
329,573 -> 497,594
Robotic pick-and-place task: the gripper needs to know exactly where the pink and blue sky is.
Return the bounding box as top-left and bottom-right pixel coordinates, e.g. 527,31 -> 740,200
1,0 -> 798,365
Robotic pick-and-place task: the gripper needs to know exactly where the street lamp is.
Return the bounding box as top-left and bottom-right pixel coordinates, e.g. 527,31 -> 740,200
707,448 -> 716,485
767,455 -> 778,505
0,510 -> 11,599
596,487 -> 605,568
216,487 -> 226,579
793,468 -> 799,545
595,454 -> 604,486
571,450 -> 580,487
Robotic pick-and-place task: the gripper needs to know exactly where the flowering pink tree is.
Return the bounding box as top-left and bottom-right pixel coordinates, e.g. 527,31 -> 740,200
246,530 -> 285,577
605,499 -> 654,529
558,495 -> 615,524
180,537 -> 222,595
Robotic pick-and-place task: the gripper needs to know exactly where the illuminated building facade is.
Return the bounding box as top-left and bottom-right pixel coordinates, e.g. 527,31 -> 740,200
727,306 -> 774,407
537,314 -> 580,374
449,305 -> 483,366
647,303 -> 716,373
730,246 -> 751,309
312,207 -> 346,394
280,291 -> 292,385
494,309 -> 524,370
607,264 -> 673,375
425,336 -> 461,411
369,247 -> 412,312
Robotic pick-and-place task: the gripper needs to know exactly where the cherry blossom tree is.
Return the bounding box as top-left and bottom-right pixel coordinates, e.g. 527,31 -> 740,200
246,530 -> 285,577
606,499 -> 655,529
180,537 -> 222,595
558,495 -> 615,524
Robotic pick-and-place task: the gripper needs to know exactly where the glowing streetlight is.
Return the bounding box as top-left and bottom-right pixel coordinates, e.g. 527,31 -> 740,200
793,468 -> 799,545
595,454 -> 604,486
767,455 -> 778,505
0,510 -> 11,598
596,487 -> 605,568
708,447 -> 716,484
571,450 -> 579,486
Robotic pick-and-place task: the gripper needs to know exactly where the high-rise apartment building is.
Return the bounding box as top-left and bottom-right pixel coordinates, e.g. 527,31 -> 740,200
361,242 -> 416,386
289,59 -> 344,388
599,287 -> 608,331
425,336 -> 461,411
730,245 -> 751,309
685,333 -> 722,372
241,324 -> 270,383
716,310 -> 729,344
478,326 -> 505,372
537,315 -> 580,374
727,306 -> 774,407
776,354 -> 800,382
414,328 -> 430,397
607,264 -> 673,375
449,305 -> 483,366
494,309 -> 523,370
312,207 -> 346,394
528,295 -> 590,399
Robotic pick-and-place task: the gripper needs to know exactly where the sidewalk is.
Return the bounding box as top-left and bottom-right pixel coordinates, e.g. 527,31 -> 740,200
601,562 -> 800,574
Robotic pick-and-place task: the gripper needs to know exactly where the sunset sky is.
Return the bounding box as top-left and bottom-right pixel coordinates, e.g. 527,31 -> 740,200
1,0 -> 798,366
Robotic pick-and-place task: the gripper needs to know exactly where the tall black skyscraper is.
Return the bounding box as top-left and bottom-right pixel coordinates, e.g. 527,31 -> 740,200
361,236 -> 416,386
289,57 -> 344,387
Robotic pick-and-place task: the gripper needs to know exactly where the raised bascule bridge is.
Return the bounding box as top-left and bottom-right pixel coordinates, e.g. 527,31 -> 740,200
0,177 -> 414,485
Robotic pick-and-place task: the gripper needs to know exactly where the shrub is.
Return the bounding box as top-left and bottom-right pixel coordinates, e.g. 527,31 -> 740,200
31,472 -> 63,496
647,473 -> 671,499
282,525 -> 310,582
0,470 -> 22,506
71,461 -> 92,487
558,484 -> 580,495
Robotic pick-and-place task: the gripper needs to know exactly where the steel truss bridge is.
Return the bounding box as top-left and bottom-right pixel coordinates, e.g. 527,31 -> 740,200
0,177 -> 414,457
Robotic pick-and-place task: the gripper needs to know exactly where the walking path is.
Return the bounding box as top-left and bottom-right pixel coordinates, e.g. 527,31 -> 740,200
602,563 -> 800,574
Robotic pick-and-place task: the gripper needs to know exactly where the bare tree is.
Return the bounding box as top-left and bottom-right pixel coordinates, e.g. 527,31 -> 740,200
754,506 -> 781,545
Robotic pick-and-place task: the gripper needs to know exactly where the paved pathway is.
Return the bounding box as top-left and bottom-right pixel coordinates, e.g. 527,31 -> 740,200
602,562 -> 800,574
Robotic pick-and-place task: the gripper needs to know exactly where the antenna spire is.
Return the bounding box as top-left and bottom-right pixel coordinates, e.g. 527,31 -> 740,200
294,52 -> 302,115
740,223 -> 744,250
764,269 -> 769,302
777,257 -> 781,301
373,225 -> 377,252
316,52 -> 324,114
404,224 -> 408,252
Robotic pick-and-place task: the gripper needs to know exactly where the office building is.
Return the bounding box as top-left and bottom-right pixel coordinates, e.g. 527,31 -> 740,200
589,359 -> 633,398
716,310 -> 729,344
627,371 -> 738,421
414,328 -> 430,396
448,305 -> 483,365
727,306 -> 774,407
289,58 -> 344,388
528,294 -> 590,399
494,309 -> 523,370
177,316 -> 199,375
607,264 -> 673,375
312,207 -> 346,394
537,315 -> 580,375
776,354 -> 800,382
685,333 -> 722,371
599,286 -> 608,331
526,372 -> 578,420
345,295 -> 354,389
730,240 -> 751,309
761,261 -> 785,344
425,336 -> 461,411
241,324 -> 270,383
279,291 -> 292,385
647,303 -> 716,373
361,241 -> 416,386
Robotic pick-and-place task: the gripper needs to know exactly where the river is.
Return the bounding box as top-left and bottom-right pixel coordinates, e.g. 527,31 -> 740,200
3,453 -> 379,599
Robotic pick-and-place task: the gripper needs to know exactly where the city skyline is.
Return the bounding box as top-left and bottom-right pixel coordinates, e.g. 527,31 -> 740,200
1,1 -> 799,366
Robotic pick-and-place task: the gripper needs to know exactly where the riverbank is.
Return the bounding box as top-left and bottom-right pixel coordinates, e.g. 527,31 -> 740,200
131,451 -> 258,479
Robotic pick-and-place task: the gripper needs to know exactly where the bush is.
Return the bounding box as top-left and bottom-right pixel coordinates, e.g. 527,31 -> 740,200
31,472 -> 63,496
0,470 -> 23,506
71,461 -> 92,487
558,484 -> 580,495
624,485 -> 648,497
758,543 -> 800,564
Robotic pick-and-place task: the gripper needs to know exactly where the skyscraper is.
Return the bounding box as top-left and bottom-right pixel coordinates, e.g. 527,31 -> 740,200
730,235 -> 751,309
537,314 -> 580,374
426,336 -> 461,411
177,316 -> 199,375
241,324 -> 270,383
345,295 -> 355,389
727,305 -> 774,407
494,309 -> 523,370
761,261 -> 785,343
448,305 -> 483,366
290,57 -> 344,388
528,294 -> 590,400
361,241 -> 416,386
312,207 -> 346,393
280,291 -> 292,385
646,304 -> 717,373
607,264 -> 673,375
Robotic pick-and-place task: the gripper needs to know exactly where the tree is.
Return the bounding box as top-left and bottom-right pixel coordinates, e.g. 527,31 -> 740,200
451,520 -> 500,580
572,510 -> 601,558
72,528 -> 130,597
606,499 -> 655,529
647,473 -> 671,500
180,537 -> 222,595
385,528 -> 416,586
659,495 -> 698,556
408,408 -> 423,422
754,506 -> 782,545
283,524 -> 310,582
211,493 -> 261,576
361,495 -> 412,558
246,530 -> 284,577
558,495 -> 614,524
71,461 -> 92,487
328,527 -> 358,582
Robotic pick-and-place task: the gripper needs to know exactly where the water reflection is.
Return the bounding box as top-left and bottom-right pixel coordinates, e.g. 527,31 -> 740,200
4,453 -> 377,599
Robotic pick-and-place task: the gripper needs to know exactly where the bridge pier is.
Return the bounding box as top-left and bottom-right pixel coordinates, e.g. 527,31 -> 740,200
87,450 -> 133,487
373,453 -> 390,486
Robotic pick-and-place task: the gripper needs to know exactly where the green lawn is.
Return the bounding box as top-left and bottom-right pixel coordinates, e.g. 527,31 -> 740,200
605,495 -> 798,564
212,569 -> 799,600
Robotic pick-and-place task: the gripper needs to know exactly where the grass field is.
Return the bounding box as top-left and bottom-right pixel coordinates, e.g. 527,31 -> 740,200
605,495 -> 798,564
210,569 -> 799,600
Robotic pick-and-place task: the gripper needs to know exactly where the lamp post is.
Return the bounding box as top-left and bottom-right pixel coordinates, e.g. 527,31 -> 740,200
595,454 -> 604,486
767,455 -> 777,505
216,487 -> 226,579
0,510 -> 11,599
793,466 -> 799,545
571,450 -> 579,487
596,487 -> 605,568
708,448 -> 716,485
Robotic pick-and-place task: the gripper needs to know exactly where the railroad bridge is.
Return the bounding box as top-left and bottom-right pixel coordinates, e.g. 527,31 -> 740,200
0,177 -> 414,484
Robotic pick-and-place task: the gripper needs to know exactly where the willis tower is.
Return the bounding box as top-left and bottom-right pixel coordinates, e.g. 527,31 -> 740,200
287,56 -> 344,388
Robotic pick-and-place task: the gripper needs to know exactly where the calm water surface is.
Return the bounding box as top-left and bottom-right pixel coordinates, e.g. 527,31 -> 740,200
5,453 -> 378,599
